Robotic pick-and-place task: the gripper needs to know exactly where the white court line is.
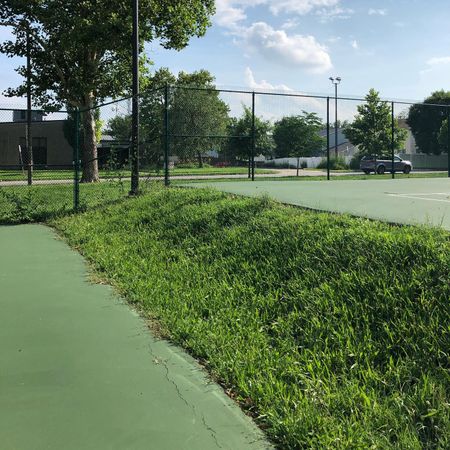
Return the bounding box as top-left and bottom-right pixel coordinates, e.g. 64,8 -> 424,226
387,192 -> 450,203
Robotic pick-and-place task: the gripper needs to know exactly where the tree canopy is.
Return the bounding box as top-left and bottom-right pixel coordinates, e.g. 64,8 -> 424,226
167,72 -> 230,167
438,118 -> 449,154
273,112 -> 324,159
0,0 -> 215,180
407,90 -> 450,155
344,89 -> 406,157
225,106 -> 274,162
107,69 -> 230,168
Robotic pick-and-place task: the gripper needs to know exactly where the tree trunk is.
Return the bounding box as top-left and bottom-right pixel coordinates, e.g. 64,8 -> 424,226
197,151 -> 203,168
296,157 -> 300,177
81,94 -> 99,182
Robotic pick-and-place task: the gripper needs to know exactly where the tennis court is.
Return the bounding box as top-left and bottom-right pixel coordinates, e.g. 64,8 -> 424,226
200,178 -> 450,230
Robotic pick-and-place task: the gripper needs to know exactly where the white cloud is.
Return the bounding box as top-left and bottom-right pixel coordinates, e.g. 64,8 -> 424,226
426,56 -> 450,66
214,0 -> 347,30
239,22 -> 332,73
269,0 -> 340,16
419,57 -> 450,76
368,8 -> 387,16
214,1 -> 247,29
316,6 -> 354,22
351,40 -> 359,50
244,67 -> 293,91
281,18 -> 300,30
242,68 -> 327,121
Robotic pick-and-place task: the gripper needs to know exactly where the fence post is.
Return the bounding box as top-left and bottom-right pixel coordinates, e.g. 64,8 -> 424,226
130,0 -> 140,195
251,91 -> 255,181
74,108 -> 80,211
447,107 -> 450,178
164,84 -> 170,186
326,97 -> 330,180
26,24 -> 33,186
391,102 -> 395,179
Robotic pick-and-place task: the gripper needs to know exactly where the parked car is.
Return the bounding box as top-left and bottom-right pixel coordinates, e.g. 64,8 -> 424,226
360,155 -> 412,174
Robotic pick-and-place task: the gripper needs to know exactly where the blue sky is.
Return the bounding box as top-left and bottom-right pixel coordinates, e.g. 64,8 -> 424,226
1,0 -> 450,107
147,0 -> 450,101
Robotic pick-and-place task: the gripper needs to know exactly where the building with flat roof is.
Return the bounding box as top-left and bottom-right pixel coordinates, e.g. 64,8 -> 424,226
0,110 -> 73,167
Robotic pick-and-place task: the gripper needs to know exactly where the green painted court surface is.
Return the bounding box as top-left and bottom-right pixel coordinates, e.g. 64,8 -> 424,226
200,178 -> 450,230
0,225 -> 269,450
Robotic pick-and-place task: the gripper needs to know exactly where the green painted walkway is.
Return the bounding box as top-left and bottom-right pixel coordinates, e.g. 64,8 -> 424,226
0,225 -> 269,450
200,178 -> 450,230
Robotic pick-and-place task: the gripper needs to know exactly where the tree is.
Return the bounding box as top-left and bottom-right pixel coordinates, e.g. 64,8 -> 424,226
105,115 -> 132,143
407,90 -> 450,155
273,112 -> 324,175
344,89 -> 406,157
144,73 -> 229,173
63,107 -> 103,158
225,107 -> 274,162
0,1 -> 215,181
110,68 -> 230,168
438,118 -> 449,154
168,71 -> 230,167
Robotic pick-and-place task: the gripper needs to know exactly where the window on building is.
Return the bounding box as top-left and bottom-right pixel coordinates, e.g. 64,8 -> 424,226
19,137 -> 48,165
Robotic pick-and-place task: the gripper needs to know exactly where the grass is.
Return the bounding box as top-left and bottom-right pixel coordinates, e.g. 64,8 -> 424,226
52,186 -> 449,449
0,171 -> 447,222
0,166 -> 275,182
0,179 -> 138,223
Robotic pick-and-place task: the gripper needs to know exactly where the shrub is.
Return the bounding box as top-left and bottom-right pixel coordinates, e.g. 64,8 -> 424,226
349,154 -> 362,170
316,156 -> 349,170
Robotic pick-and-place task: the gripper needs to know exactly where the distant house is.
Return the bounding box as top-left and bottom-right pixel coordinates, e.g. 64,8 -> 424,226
0,110 -> 73,167
319,127 -> 358,157
397,118 -> 418,154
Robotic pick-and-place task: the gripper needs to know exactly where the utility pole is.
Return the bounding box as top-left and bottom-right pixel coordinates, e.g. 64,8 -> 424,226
329,77 -> 341,160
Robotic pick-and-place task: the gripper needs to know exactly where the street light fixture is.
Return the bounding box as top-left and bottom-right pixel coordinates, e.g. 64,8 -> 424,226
329,77 -> 341,159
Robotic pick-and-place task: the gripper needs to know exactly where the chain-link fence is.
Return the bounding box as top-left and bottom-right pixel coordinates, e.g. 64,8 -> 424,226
0,107 -> 77,223
1,87 -> 449,223
159,87 -> 449,182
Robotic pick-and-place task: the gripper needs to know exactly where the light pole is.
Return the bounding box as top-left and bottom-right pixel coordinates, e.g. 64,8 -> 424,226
130,0 -> 139,195
26,23 -> 33,186
329,77 -> 341,159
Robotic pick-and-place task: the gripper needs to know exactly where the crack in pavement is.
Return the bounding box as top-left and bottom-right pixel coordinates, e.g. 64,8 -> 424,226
146,340 -> 222,448
201,413 -> 222,448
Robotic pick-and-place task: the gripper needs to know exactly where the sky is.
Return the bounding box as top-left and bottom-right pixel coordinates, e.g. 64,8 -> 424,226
1,0 -> 450,111
147,0 -> 450,101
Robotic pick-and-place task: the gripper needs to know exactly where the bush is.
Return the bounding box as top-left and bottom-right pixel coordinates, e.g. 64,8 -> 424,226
175,162 -> 212,169
349,154 -> 362,170
316,156 -> 349,170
